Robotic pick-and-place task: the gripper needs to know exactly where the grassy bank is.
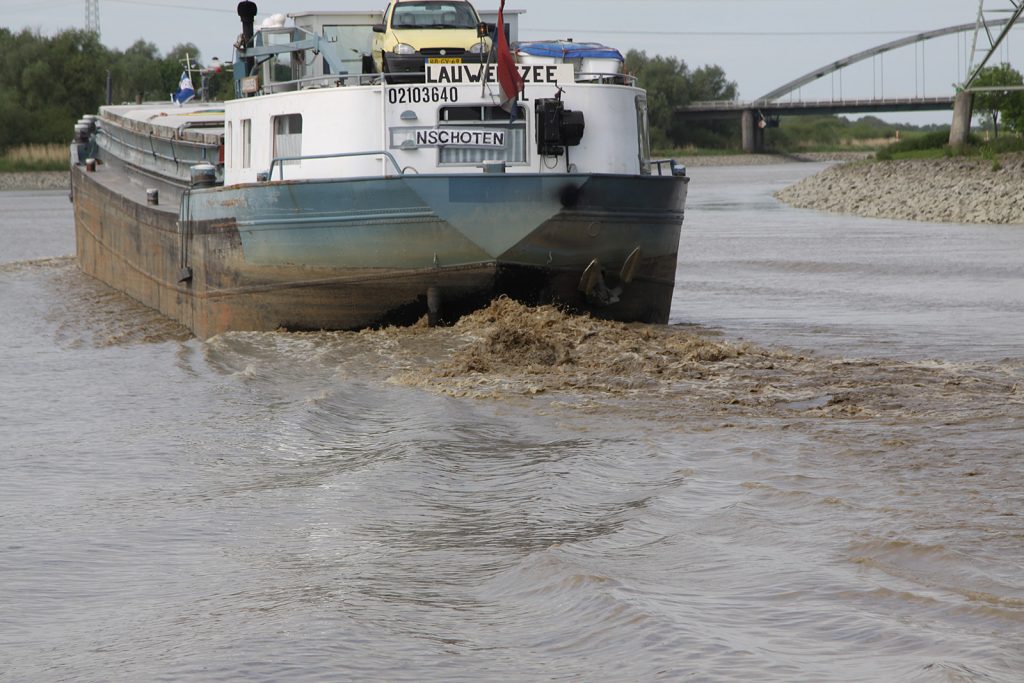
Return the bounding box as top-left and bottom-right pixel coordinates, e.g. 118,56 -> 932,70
875,131 -> 1024,162
655,141 -> 896,158
659,129 -> 1024,164
0,144 -> 68,173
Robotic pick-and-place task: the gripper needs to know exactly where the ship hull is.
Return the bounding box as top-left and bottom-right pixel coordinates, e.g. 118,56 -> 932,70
72,165 -> 686,338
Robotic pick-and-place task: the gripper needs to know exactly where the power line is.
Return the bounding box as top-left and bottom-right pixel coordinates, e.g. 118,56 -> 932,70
525,28 -> 943,37
0,0 -> 79,12
1,0 -> 239,16
102,0 -> 235,13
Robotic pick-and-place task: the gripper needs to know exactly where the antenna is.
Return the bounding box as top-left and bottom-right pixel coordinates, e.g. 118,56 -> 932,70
85,0 -> 101,37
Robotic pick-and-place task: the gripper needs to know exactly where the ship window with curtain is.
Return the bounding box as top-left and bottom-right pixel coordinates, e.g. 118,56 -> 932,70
437,105 -> 526,166
273,114 -> 303,166
241,119 -> 252,168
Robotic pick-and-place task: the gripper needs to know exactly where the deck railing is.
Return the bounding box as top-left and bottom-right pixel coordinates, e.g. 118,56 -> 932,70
266,150 -> 405,181
260,69 -> 636,93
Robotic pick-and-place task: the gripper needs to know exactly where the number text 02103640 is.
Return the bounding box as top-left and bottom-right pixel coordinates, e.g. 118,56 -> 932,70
387,86 -> 459,105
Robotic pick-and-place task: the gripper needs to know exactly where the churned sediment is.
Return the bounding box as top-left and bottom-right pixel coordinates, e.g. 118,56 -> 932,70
380,298 -> 1022,427
775,153 -> 1024,224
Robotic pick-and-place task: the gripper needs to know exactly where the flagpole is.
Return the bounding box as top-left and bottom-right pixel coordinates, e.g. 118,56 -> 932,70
479,1 -> 500,99
480,39 -> 494,100
493,0 -> 525,120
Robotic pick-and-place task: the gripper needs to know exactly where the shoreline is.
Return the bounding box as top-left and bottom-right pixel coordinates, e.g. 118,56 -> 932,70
774,153 -> 1024,225
0,155 -> 855,191
11,154 -> 1021,227
0,171 -> 71,192
675,151 -> 872,168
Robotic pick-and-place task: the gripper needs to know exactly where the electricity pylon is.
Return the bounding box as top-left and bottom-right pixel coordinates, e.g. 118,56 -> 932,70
963,0 -> 1024,88
85,0 -> 101,38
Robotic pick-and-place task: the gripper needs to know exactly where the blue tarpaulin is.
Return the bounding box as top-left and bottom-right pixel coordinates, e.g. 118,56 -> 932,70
514,41 -> 624,61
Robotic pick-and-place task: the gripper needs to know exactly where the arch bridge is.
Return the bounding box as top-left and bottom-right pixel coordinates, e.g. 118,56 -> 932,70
677,7 -> 1023,152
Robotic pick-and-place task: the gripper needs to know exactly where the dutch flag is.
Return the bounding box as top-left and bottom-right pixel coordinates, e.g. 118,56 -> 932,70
173,71 -> 195,106
495,0 -> 524,119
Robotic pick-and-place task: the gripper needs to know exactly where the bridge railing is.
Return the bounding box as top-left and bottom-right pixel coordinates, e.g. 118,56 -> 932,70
683,96 -> 957,112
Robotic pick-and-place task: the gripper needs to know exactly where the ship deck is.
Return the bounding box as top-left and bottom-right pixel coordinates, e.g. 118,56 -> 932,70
101,103 -> 225,145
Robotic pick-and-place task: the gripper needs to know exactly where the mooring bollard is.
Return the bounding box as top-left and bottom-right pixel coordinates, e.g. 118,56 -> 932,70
427,286 -> 441,327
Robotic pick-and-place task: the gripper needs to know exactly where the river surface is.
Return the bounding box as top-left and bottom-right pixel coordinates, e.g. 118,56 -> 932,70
1,164 -> 1022,682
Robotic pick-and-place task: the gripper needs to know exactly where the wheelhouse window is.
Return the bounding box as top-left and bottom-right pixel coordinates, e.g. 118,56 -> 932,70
273,114 -> 303,166
262,29 -> 298,88
437,105 -> 526,165
322,25 -> 376,76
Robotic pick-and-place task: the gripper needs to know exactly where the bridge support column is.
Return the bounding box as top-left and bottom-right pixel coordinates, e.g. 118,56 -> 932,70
949,91 -> 974,148
741,110 -> 764,153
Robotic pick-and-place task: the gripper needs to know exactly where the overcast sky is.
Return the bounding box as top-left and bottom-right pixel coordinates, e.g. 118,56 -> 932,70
3,0 -> 1023,123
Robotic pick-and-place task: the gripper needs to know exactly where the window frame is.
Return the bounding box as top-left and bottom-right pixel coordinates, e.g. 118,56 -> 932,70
435,104 -> 529,167
241,118 -> 252,169
272,113 -> 304,167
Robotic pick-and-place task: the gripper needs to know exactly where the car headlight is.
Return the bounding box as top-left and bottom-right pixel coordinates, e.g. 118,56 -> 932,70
467,42 -> 488,54
393,43 -> 417,55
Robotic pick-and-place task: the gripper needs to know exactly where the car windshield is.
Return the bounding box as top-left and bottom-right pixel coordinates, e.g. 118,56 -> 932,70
391,2 -> 478,29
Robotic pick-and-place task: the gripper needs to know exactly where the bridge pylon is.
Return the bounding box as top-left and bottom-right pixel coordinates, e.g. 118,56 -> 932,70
741,110 -> 767,153
951,0 -> 1024,146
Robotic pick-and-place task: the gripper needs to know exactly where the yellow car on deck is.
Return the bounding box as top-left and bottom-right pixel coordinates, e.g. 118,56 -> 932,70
372,0 -> 492,80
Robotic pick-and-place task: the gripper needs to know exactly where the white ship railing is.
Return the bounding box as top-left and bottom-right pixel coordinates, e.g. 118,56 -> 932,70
651,159 -> 687,177
259,70 -> 636,94
266,150 -> 405,181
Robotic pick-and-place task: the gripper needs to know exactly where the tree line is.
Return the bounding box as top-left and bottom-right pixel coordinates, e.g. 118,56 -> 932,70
972,63 -> 1024,138
0,28 -> 221,152
624,50 -> 739,150
0,28 -> 742,153
10,27 -> 1015,155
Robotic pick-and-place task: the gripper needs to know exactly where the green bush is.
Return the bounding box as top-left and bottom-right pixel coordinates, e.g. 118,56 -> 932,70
875,127 -> 1024,161
884,130 -> 953,154
0,28 -> 213,153
979,136 -> 1024,154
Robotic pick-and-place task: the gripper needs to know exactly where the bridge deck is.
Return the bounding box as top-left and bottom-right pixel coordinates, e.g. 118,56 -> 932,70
680,97 -> 956,119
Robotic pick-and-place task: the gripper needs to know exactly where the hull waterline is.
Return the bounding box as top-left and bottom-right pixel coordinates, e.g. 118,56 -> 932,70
72,164 -> 686,338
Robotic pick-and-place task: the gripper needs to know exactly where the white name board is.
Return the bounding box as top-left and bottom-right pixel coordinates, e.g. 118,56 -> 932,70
426,63 -> 575,86
391,127 -> 507,149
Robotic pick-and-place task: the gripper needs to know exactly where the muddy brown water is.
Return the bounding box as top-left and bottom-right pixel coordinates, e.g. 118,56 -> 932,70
1,168 -> 1021,682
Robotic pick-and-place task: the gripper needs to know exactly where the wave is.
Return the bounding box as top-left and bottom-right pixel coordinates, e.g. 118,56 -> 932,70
848,537 -> 1024,612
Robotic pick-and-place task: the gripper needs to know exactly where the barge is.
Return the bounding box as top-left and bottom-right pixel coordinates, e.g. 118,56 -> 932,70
71,0 -> 688,338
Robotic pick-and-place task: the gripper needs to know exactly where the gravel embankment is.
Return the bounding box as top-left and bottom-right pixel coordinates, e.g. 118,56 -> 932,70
679,151 -> 872,168
0,172 -> 71,191
775,153 -> 1024,224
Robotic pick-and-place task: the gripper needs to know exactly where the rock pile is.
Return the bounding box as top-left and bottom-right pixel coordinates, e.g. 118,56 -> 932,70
775,153 -> 1024,224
